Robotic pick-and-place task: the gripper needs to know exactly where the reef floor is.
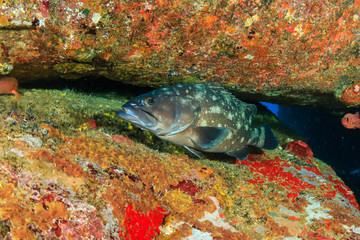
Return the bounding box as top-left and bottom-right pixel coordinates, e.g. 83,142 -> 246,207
0,87 -> 359,239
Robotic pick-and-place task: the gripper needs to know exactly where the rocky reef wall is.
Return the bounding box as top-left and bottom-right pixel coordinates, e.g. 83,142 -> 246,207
0,0 -> 359,108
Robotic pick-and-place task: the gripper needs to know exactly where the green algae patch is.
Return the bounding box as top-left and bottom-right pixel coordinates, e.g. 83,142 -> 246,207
268,212 -> 280,218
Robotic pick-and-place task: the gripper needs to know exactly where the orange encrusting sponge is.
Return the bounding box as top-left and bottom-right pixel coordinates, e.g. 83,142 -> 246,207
0,77 -> 21,99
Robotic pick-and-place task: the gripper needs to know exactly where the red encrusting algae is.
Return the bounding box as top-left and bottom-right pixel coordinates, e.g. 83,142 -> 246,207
235,154 -> 315,202
119,205 -> 166,240
235,153 -> 359,210
170,180 -> 202,197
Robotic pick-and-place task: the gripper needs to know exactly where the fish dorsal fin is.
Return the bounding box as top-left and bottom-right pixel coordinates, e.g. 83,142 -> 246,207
189,126 -> 229,149
207,84 -> 240,102
207,84 -> 257,116
244,103 -> 257,116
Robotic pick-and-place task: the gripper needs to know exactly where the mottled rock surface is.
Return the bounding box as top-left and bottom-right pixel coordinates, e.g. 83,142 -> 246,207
0,89 -> 359,239
0,0 -> 359,108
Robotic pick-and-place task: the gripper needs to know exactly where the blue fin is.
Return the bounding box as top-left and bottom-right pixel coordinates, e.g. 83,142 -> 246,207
259,123 -> 278,150
190,127 -> 229,149
227,146 -> 249,160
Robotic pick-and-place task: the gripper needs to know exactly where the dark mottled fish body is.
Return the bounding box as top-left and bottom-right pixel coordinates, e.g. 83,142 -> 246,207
117,83 -> 278,160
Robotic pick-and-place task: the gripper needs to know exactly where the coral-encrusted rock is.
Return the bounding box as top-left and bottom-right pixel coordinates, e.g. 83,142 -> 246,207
0,0 -> 359,108
0,89 -> 359,239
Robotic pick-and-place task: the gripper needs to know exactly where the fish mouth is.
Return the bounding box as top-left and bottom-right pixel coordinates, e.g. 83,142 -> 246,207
117,104 -> 157,130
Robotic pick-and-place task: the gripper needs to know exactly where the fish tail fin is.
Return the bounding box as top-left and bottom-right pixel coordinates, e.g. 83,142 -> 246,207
256,123 -> 278,150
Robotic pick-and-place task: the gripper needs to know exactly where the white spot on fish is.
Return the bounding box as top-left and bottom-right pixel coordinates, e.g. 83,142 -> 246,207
180,98 -> 188,104
217,123 -> 222,127
209,106 -> 222,113
195,92 -> 202,99
245,124 -> 249,131
211,95 -> 218,101
227,112 -> 233,120
240,137 -> 245,143
257,127 -> 265,147
241,112 -> 245,118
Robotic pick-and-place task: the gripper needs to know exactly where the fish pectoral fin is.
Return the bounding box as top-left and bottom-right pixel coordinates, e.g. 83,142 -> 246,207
227,146 -> 249,160
189,127 -> 229,149
183,146 -> 204,158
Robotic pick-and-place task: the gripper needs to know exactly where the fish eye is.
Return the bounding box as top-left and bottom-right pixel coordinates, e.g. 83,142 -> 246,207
145,96 -> 154,105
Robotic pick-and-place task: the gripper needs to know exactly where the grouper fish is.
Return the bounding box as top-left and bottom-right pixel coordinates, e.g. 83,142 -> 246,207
117,83 -> 278,160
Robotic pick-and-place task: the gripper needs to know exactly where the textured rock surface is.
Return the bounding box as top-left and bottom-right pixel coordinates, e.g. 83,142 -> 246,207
0,0 -> 359,108
0,89 -> 359,239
